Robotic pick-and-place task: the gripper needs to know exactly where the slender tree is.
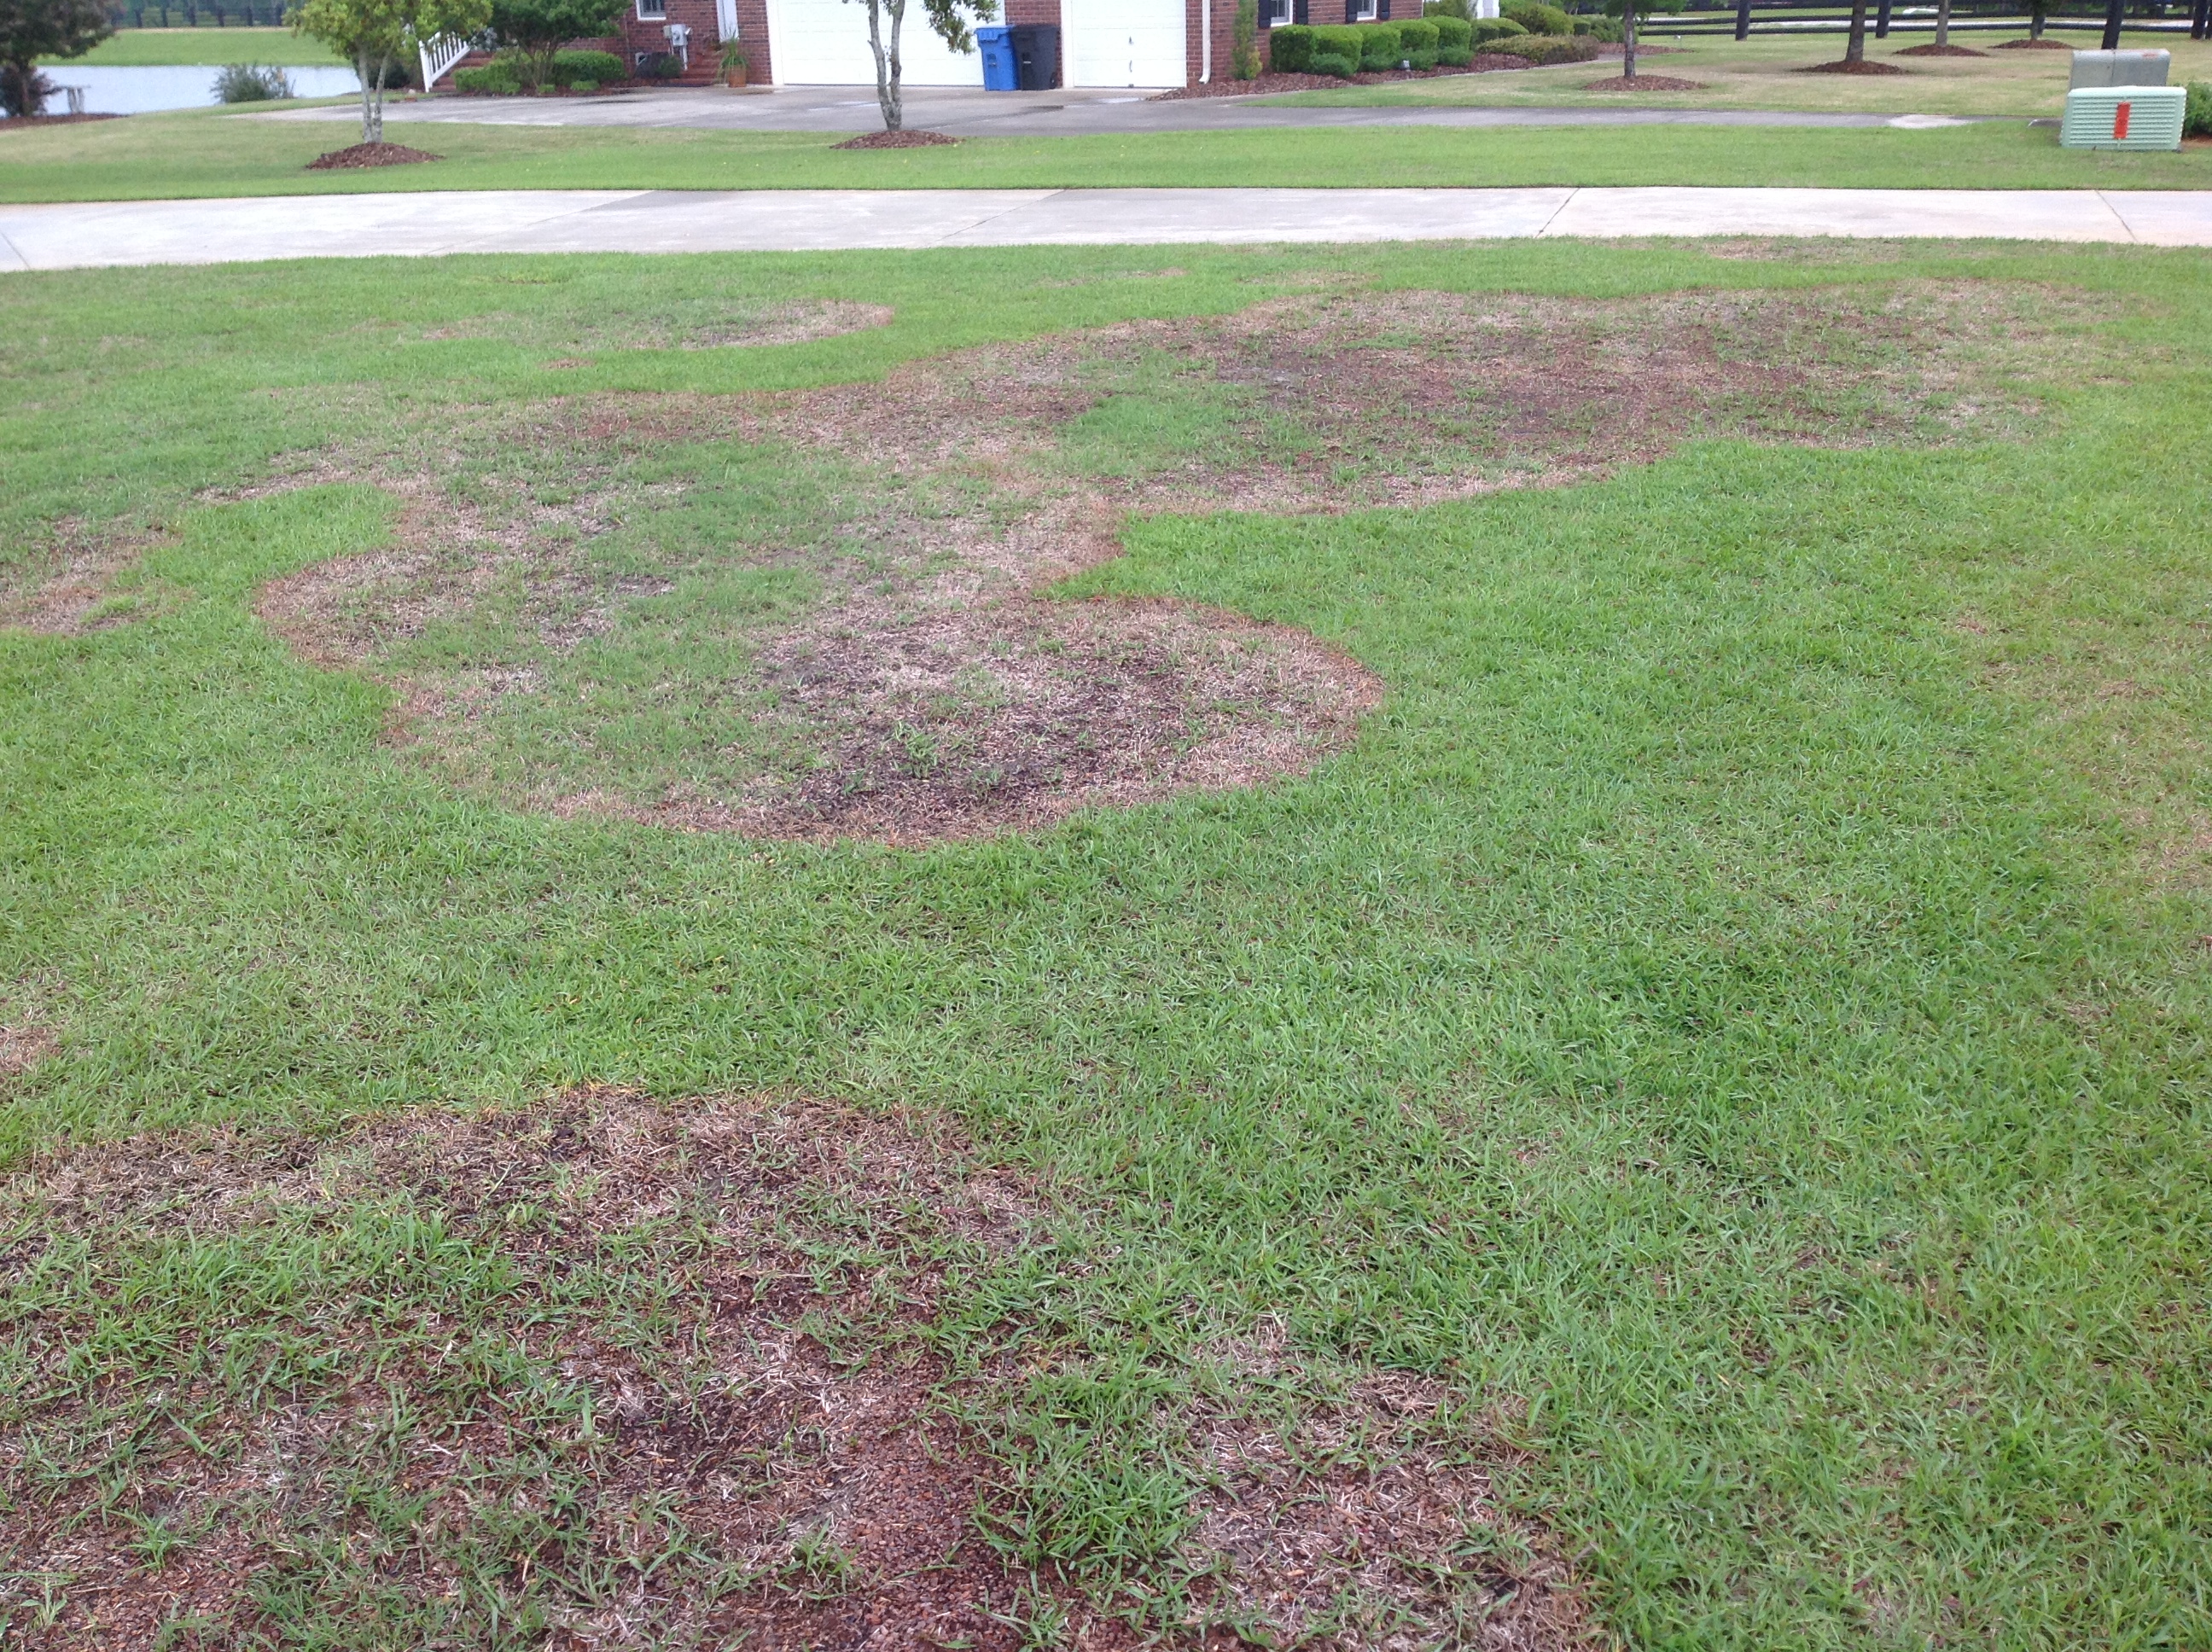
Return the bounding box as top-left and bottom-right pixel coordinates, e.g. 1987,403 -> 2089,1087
1843,0 -> 1868,63
1604,0 -> 1677,81
487,0 -> 624,90
853,0 -> 994,131
1231,0 -> 1259,79
293,0 -> 488,143
0,0 -> 111,119
1931,0 -> 1952,49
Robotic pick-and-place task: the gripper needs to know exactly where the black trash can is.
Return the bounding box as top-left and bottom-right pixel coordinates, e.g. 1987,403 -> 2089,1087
1008,23 -> 1060,90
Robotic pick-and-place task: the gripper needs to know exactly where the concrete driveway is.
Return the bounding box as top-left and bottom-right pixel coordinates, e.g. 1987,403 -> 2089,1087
251,83 -> 1961,136
5,185 -> 2207,270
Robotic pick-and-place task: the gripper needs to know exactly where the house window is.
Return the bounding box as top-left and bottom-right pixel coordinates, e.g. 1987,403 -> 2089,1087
1350,0 -> 1376,15
1263,0 -> 1291,22
635,0 -> 665,18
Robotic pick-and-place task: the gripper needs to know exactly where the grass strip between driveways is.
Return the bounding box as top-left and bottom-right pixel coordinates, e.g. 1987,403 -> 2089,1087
3,103 -> 2212,201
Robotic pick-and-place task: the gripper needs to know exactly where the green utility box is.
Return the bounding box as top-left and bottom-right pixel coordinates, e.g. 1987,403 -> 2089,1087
2061,84 -> 2187,150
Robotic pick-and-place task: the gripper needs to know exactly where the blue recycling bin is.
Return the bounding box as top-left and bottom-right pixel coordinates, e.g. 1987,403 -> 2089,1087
978,26 -> 1016,90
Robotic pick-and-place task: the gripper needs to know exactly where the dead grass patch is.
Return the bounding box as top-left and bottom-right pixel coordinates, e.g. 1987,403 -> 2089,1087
1,1091 -> 1586,1650
0,1024 -> 58,1076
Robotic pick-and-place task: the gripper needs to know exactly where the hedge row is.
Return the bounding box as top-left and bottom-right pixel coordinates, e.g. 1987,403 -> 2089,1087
1269,17 -> 1464,74
454,48 -> 625,94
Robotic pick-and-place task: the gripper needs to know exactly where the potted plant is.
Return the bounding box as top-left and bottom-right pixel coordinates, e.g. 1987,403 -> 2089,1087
720,40 -> 748,86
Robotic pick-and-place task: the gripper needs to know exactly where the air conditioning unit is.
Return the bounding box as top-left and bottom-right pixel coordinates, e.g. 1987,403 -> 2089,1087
2060,84 -> 2186,151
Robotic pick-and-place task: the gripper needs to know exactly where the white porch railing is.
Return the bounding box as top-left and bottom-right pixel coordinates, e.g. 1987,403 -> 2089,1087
416,34 -> 474,90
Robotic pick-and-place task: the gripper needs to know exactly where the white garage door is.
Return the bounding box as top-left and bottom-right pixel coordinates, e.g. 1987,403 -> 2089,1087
765,0 -> 984,84
1062,0 -> 1185,86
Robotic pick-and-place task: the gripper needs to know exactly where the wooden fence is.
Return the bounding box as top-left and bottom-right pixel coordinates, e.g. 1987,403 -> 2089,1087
1647,0 -> 2209,39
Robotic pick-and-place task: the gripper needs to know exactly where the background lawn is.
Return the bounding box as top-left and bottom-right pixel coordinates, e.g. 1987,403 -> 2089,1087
1260,26 -> 2212,115
75,26 -> 346,65
3,236 -> 2211,1648
3,102 -> 2211,199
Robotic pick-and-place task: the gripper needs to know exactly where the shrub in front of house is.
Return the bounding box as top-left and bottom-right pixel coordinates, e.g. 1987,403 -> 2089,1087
1394,17 -> 1441,67
1502,0 -> 1572,32
1495,30 -> 1598,61
1429,12 -> 1474,63
1310,24 -> 1367,70
1470,16 -> 1528,45
550,48 -> 623,85
1355,21 -> 1405,69
1308,49 -> 1356,75
454,57 -> 524,93
2188,81 -> 2212,137
1266,21 -> 1315,70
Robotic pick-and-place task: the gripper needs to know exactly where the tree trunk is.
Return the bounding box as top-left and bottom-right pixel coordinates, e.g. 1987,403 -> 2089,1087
1621,1 -> 1636,79
1934,0 -> 1950,47
356,47 -> 385,142
1845,0 -> 1866,62
866,0 -> 904,131
2099,0 -> 2122,50
2030,0 -> 2045,37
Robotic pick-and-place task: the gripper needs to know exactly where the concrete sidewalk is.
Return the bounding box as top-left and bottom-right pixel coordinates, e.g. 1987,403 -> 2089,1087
3,186 -> 2207,271
252,84 -> 1965,137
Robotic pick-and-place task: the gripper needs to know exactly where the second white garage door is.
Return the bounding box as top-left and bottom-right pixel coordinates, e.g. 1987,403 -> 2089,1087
765,0 -> 984,84
1062,0 -> 1186,87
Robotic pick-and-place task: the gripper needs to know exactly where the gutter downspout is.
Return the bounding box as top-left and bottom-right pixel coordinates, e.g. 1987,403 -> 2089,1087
1201,0 -> 1210,81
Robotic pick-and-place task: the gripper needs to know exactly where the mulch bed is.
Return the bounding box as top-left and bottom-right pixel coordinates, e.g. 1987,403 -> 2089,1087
1151,56 -> 1534,97
1582,73 -> 1707,90
307,141 -> 442,169
1994,36 -> 2072,47
1797,57 -> 1912,73
1894,41 -> 1986,55
834,127 -> 958,148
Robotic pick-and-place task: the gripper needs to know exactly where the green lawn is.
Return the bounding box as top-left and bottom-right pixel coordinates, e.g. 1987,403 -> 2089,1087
76,26 -> 345,66
3,237 -> 2211,1648
1260,26 -> 2212,115
4,100 -> 2212,200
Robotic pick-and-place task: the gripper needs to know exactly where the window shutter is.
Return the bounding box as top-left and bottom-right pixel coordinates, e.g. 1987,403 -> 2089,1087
1294,0 -> 1307,22
1376,0 -> 1389,15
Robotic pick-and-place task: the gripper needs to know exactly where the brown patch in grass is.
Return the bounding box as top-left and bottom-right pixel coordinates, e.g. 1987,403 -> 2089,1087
0,1089 -> 1126,1650
832,128 -> 957,148
250,284 -> 2061,845
0,1024 -> 58,1075
306,141 -> 442,169
2,1092 -> 1586,1650
1177,1332 -> 1594,1649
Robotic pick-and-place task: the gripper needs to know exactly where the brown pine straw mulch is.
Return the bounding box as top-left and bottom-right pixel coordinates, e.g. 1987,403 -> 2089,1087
306,141 -> 443,169
1581,73 -> 1708,90
1894,41 -> 1988,55
1995,35 -> 2072,47
1798,56 -> 1912,73
833,127 -> 958,148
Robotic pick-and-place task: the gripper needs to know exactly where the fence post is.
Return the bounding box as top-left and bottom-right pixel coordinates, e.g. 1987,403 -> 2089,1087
1733,0 -> 1750,38
2194,0 -> 2209,41
1875,0 -> 1890,37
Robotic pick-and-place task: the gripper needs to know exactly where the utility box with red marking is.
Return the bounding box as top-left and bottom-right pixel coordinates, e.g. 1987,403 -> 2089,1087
2061,84 -> 2187,150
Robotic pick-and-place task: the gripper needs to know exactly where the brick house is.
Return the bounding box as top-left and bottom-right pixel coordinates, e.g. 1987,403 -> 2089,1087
545,0 -> 1390,90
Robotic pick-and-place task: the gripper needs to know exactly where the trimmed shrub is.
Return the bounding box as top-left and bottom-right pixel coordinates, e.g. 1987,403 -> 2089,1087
212,61 -> 293,101
568,79 -> 599,92
1502,0 -> 1571,33
1573,13 -> 1623,38
1422,0 -> 1470,15
454,58 -> 524,93
2188,81 -> 2212,138
1310,23 -> 1366,67
1495,30 -> 1598,61
1357,21 -> 1406,69
1394,17 -> 1440,67
1469,16 -> 1528,44
1429,13 -> 1473,50
550,48 -> 623,85
1309,49 -> 1358,76
1266,21 -> 1315,71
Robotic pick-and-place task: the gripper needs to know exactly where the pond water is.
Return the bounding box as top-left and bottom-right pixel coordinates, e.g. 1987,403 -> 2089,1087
7,63 -> 364,114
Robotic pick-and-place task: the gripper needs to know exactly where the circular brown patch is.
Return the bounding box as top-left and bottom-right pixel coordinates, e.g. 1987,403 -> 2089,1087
832,127 -> 958,148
